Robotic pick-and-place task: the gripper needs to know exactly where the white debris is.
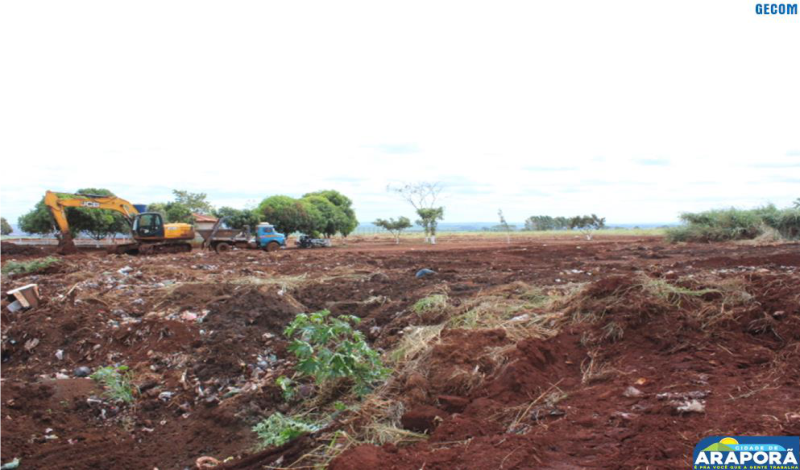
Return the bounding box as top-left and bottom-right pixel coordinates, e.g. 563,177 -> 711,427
623,386 -> 643,398
676,399 -> 705,414
55,349 -> 64,360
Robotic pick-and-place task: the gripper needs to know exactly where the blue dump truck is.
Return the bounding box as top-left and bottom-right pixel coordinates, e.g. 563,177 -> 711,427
198,219 -> 286,253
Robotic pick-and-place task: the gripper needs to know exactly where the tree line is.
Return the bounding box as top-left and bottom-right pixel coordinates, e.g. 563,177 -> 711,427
15,188 -> 358,239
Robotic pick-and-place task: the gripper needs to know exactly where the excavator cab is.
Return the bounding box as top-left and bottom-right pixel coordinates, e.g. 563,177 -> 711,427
132,213 -> 165,239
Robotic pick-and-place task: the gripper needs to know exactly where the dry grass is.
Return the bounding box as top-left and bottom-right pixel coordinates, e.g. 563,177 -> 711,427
580,350 -> 617,384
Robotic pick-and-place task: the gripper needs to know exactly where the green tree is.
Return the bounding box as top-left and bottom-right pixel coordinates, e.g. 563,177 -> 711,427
569,214 -> 606,240
172,190 -> 213,214
214,207 -> 261,230
164,202 -> 194,224
18,199 -> 56,236
390,182 -> 443,244
374,216 -> 412,244
146,201 -> 194,224
303,190 -> 358,236
301,195 -> 342,238
258,196 -> 308,236
1,217 -> 13,236
416,207 -> 444,244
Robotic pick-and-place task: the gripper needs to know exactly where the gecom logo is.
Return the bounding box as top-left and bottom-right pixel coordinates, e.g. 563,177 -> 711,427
755,3 -> 798,14
693,436 -> 799,469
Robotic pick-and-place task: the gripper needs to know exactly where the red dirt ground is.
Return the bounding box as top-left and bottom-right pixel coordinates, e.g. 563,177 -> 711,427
2,235 -> 799,469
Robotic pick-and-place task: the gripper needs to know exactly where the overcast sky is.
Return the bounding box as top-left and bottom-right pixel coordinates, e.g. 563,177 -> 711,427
1,0 -> 798,225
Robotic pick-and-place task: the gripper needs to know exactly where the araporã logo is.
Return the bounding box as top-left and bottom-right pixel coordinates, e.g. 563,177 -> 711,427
693,436 -> 799,469
755,3 -> 798,14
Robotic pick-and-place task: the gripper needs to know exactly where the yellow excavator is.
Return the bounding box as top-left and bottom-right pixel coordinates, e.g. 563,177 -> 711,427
44,191 -> 195,255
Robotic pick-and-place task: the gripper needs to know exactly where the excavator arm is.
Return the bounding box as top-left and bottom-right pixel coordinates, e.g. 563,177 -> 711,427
44,191 -> 139,254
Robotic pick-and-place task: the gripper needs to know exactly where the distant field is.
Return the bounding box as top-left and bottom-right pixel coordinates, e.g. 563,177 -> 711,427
359,228 -> 667,240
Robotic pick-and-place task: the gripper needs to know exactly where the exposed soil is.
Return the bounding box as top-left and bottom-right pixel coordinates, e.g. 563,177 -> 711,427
2,236 -> 799,469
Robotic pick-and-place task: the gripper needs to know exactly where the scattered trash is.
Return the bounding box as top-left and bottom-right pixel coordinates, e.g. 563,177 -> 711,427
623,386 -> 643,398
24,338 -> 39,352
675,399 -> 705,414
118,266 -> 133,275
74,366 -> 92,377
196,456 -> 221,469
55,349 -> 64,360
657,390 -> 709,400
1,458 -> 20,469
416,268 -> 436,278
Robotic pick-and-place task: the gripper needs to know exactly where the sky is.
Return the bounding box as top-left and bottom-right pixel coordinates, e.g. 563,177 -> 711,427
1,0 -> 798,225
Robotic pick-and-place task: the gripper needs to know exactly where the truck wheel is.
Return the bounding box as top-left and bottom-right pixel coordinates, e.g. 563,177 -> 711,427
215,242 -> 231,254
266,241 -> 280,252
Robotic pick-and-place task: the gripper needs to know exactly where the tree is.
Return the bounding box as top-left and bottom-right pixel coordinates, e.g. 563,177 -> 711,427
1,217 -> 13,236
416,207 -> 444,244
374,216 -> 412,244
302,195 -> 343,238
172,190 -> 213,214
303,190 -> 358,237
569,214 -> 606,240
498,209 -> 512,244
18,200 -> 57,236
214,207 -> 261,231
795,198 -> 800,209
258,196 -> 309,236
390,182 -> 444,243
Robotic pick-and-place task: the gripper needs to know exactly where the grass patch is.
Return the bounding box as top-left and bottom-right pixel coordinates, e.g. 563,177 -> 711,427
90,365 -> 136,403
412,294 -> 448,315
2,256 -> 60,276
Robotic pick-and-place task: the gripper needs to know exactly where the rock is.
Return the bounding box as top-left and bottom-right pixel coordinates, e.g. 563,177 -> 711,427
415,269 -> 436,279
74,366 -> 92,377
623,386 -> 643,398
369,273 -> 390,283
400,405 -> 448,433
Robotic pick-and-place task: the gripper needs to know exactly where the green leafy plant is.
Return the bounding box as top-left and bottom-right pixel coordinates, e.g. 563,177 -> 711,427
90,365 -> 136,403
252,412 -> 320,448
275,375 -> 296,401
283,310 -> 390,397
2,257 -> 60,276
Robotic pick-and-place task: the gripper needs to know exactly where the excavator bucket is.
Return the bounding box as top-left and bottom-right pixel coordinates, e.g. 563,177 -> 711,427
56,233 -> 79,255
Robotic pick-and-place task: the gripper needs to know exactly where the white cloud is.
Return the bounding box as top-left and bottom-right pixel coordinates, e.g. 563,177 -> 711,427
1,0 -> 798,225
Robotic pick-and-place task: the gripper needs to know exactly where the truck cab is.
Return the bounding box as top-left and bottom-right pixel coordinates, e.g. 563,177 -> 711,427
255,223 -> 286,251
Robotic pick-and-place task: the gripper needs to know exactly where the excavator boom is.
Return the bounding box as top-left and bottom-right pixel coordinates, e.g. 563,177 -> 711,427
44,191 -> 139,254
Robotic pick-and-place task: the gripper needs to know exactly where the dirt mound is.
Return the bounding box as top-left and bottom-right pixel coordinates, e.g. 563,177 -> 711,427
1,242 -> 46,256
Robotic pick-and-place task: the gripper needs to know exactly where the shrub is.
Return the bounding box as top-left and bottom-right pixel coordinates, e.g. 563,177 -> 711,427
2,256 -> 60,276
279,310 -> 390,397
90,365 -> 136,403
666,205 -> 800,242
252,412 -> 320,448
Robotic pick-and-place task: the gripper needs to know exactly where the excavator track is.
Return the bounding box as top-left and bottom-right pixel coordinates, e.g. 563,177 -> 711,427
109,242 -> 192,255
